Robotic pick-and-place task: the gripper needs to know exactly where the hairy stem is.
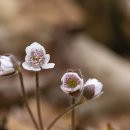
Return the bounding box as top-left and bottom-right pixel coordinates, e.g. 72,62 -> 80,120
72,97 -> 76,130
18,67 -> 39,130
36,72 -> 44,130
47,101 -> 80,130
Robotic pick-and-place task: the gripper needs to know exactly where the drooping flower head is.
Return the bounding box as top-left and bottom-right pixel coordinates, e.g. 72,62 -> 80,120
60,72 -> 84,97
83,78 -> 103,100
0,54 -> 18,76
22,42 -> 55,71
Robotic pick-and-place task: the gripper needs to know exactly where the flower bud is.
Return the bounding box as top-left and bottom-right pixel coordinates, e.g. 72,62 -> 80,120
0,54 -> 19,76
60,72 -> 83,97
83,78 -> 103,100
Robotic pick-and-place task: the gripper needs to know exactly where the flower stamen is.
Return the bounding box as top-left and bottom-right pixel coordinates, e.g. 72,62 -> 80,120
30,50 -> 44,67
66,78 -> 80,88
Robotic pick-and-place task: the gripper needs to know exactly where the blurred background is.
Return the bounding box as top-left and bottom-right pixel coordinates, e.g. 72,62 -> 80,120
0,0 -> 130,130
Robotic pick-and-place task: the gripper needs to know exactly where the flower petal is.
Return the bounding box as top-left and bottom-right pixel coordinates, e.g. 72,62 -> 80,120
61,72 -> 80,82
22,62 -> 32,71
94,82 -> 103,96
60,85 -> 71,94
25,42 -> 46,55
1,56 -> 11,61
44,54 -> 50,63
31,67 -> 41,71
0,55 -> 18,76
84,78 -> 97,87
41,63 -> 55,69
25,55 -> 31,62
0,59 -> 13,67
22,62 -> 41,71
84,78 -> 103,96
72,84 -> 83,91
0,68 -> 15,76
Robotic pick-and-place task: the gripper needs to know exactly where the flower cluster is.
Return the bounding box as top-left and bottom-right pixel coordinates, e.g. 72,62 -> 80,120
0,42 -> 103,101
61,72 -> 103,100
0,42 -> 55,75
0,42 -> 104,130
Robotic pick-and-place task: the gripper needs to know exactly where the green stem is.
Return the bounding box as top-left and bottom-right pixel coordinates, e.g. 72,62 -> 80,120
18,67 -> 39,130
46,101 -> 80,130
72,97 -> 76,130
36,72 -> 44,130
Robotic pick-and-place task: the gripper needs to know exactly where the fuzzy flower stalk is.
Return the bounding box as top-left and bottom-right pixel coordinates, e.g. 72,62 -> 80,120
47,71 -> 103,130
22,42 -> 55,130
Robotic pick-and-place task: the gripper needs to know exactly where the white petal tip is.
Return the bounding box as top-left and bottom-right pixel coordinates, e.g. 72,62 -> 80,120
42,63 -> 55,69
22,62 -> 41,71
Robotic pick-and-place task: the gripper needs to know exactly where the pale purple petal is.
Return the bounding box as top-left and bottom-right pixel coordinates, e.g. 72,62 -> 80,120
41,63 -> 55,69
1,56 -> 11,61
44,54 -> 50,63
60,84 -> 82,93
84,78 -> 96,86
25,55 -> 31,62
84,78 -> 103,96
31,67 -> 41,71
0,68 -> 15,76
61,72 -> 80,83
25,42 -> 46,55
94,82 -> 103,96
60,85 -> 71,94
93,91 -> 104,99
22,62 -> 32,71
0,59 -> 13,67
72,84 -> 84,91
22,62 -> 41,71
0,55 -> 18,76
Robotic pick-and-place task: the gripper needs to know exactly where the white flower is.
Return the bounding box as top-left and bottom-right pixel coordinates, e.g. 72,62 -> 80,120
60,72 -> 84,97
0,55 -> 17,76
22,42 -> 55,71
83,78 -> 103,100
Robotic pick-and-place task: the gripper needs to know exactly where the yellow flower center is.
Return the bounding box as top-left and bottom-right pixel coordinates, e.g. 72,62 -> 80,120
67,79 -> 79,88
